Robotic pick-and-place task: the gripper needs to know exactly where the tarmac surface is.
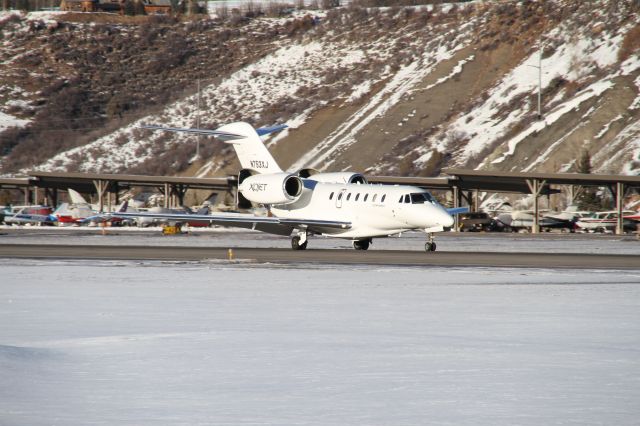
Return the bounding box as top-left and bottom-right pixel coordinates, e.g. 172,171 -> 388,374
1,243 -> 639,269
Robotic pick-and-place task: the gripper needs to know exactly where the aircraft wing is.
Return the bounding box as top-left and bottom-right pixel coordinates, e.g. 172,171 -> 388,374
103,211 -> 351,236
4,212 -> 57,224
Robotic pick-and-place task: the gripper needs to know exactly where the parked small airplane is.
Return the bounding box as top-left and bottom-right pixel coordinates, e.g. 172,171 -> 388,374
575,210 -> 637,233
106,122 -> 464,251
2,205 -> 56,225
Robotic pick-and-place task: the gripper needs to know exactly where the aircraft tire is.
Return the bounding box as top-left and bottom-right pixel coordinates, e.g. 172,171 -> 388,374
353,239 -> 370,250
425,242 -> 436,252
291,236 -> 307,250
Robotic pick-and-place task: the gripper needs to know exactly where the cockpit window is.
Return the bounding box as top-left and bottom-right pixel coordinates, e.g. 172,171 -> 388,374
404,194 -> 410,203
410,192 -> 435,204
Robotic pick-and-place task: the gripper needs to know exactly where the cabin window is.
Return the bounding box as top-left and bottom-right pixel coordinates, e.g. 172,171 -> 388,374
338,192 -> 343,200
364,194 -> 369,202
355,193 -> 360,201
329,192 -> 334,200
347,193 -> 351,201
372,194 -> 378,202
381,194 -> 386,203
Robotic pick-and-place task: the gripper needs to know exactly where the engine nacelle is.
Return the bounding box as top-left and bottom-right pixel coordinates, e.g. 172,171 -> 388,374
298,171 -> 368,184
239,173 -> 303,205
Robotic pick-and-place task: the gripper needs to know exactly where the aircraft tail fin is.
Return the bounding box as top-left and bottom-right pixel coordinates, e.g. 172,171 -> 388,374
139,121 -> 285,174
214,122 -> 283,174
68,188 -> 89,205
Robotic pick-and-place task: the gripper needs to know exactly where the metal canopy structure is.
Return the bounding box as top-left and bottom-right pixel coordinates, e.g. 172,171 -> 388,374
27,171 -> 237,211
443,168 -> 640,235
0,177 -> 33,205
3,169 -> 638,235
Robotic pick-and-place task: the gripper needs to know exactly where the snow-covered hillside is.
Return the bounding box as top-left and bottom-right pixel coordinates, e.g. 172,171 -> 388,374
1,0 -> 639,177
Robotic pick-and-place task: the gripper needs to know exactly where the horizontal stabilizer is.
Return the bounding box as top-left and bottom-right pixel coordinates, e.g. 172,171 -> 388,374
446,207 -> 470,215
140,125 -> 245,141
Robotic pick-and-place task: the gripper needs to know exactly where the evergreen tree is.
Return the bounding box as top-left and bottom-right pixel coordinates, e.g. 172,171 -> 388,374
123,0 -> 136,15
575,149 -> 602,211
576,149 -> 592,174
134,0 -> 146,15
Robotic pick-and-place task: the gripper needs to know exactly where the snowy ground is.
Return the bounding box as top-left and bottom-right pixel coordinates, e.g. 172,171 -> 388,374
1,259 -> 640,425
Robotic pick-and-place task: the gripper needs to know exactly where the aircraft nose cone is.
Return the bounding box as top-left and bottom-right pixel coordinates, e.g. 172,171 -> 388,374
439,210 -> 454,228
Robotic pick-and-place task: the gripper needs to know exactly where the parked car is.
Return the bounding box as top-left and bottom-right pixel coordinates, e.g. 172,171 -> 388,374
458,212 -> 493,232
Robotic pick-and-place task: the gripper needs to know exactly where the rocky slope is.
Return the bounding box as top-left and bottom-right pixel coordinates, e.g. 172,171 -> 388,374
1,0 -> 639,179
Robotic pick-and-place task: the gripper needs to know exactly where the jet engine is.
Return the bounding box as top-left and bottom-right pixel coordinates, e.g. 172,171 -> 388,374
297,169 -> 368,184
239,172 -> 303,205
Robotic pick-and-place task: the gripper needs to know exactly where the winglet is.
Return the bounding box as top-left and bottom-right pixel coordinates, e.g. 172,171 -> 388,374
256,124 -> 288,136
446,207 -> 469,215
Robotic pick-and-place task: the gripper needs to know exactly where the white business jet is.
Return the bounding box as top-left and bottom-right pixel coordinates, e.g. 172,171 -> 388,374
108,122 -> 463,251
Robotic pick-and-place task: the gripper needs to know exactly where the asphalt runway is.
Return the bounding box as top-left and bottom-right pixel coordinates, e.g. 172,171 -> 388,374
1,243 -> 639,269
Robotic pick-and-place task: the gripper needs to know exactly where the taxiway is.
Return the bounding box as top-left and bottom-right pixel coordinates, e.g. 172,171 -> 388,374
1,243 -> 639,269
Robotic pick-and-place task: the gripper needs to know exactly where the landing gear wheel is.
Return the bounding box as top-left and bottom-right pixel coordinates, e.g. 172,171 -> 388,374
291,235 -> 307,250
424,242 -> 437,252
353,239 -> 370,250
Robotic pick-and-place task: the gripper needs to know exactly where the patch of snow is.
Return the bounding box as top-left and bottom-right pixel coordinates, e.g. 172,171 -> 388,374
0,110 -> 30,131
595,114 -> 623,139
345,80 -> 372,104
492,78 -> 614,165
595,119 -> 640,175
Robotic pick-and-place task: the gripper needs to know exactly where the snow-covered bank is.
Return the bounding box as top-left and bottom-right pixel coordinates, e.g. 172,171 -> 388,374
1,261 -> 639,425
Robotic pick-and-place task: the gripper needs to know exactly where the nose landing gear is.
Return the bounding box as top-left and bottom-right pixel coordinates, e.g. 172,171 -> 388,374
291,230 -> 308,250
424,233 -> 437,252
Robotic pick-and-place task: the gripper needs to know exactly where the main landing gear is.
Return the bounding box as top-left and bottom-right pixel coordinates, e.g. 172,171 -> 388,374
424,233 -> 437,252
291,231 -> 308,250
352,238 -> 371,250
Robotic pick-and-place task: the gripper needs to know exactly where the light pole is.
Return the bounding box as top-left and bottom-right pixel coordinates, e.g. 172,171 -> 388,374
527,44 -> 543,120
196,78 -> 201,160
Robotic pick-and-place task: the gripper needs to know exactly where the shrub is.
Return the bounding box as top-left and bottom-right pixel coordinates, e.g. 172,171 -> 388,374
618,23 -> 640,62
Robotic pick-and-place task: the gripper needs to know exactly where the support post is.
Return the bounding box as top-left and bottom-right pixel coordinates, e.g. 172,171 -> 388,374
23,187 -> 30,205
114,182 -> 120,205
93,180 -> 109,213
474,190 -> 479,213
164,183 -> 170,208
452,185 -> 460,232
526,179 -> 546,234
616,182 -> 624,235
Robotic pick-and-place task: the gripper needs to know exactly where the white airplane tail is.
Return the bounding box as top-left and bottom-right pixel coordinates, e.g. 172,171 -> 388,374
217,122 -> 282,174
139,121 -> 285,175
68,188 -> 89,205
